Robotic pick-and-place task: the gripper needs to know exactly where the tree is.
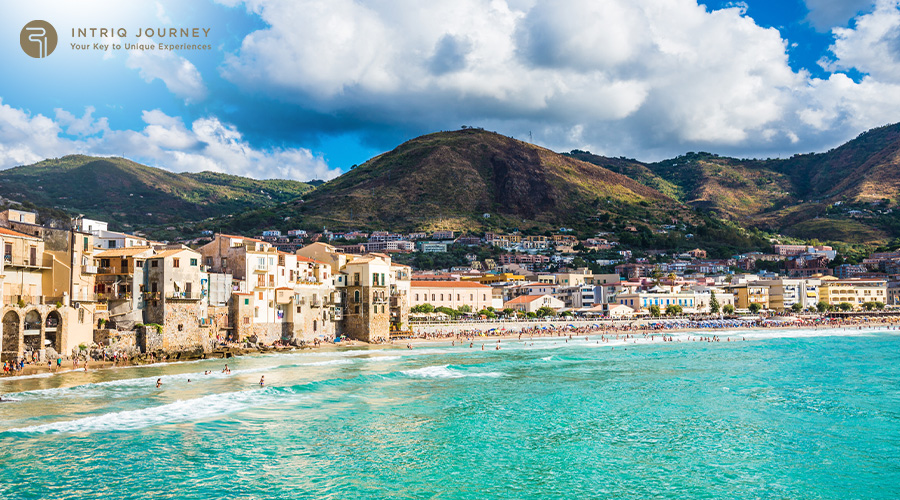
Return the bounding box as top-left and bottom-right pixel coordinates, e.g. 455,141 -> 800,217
723,304 -> 735,315
478,309 -> 497,319
411,303 -> 434,313
838,302 -> 853,312
536,306 -> 556,318
875,301 -> 886,310
748,302 -> 762,314
791,303 -> 803,313
457,304 -> 472,313
502,308 -> 516,317
435,306 -> 462,319
526,311 -> 537,318
862,301 -> 877,311
649,304 -> 661,317
709,291 -> 720,314
816,301 -> 830,313
665,304 -> 683,316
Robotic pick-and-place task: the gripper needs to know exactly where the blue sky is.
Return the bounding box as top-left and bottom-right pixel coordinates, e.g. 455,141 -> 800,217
1,0 -> 898,180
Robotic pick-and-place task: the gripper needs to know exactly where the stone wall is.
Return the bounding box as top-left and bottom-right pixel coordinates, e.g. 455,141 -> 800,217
156,300 -> 207,352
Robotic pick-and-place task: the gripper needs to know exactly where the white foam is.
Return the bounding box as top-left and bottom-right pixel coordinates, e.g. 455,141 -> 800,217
7,388 -> 294,434
402,364 -> 504,379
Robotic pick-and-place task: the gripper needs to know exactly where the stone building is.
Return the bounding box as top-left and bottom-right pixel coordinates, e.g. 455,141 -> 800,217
337,254 -> 391,342
94,246 -> 154,326
143,247 -> 208,352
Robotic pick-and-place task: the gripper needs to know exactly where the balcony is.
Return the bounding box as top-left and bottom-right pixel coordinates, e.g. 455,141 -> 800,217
82,265 -> 98,274
143,292 -> 160,301
97,292 -> 133,301
167,292 -> 201,301
4,255 -> 51,269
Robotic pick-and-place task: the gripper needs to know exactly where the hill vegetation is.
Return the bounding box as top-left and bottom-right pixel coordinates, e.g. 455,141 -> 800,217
204,129 -> 694,235
0,155 -> 313,230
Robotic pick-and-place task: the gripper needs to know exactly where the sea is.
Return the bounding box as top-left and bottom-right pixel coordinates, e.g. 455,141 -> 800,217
1,327 -> 898,499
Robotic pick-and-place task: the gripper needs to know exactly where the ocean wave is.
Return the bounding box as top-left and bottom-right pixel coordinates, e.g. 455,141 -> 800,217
6,387 -> 297,434
402,364 -> 504,379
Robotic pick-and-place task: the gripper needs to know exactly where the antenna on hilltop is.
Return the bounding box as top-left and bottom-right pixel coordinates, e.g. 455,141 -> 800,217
529,131 -> 533,143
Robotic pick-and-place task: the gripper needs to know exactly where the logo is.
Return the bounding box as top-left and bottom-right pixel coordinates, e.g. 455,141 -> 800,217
20,20 -> 57,58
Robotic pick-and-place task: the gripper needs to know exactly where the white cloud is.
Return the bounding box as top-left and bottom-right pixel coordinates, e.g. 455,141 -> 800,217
803,0 -> 875,31
126,37 -> 207,103
219,0 -> 816,158
823,0 -> 900,80
0,101 -> 338,181
156,1 -> 173,24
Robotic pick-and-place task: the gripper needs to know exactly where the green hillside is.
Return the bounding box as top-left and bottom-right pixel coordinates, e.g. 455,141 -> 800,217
0,155 -> 313,229
207,129 -> 693,234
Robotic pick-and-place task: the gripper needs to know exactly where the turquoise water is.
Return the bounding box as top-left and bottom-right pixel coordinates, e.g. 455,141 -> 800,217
1,327 -> 899,499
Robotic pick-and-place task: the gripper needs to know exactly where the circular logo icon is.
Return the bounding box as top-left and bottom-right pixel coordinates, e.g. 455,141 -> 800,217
20,20 -> 57,58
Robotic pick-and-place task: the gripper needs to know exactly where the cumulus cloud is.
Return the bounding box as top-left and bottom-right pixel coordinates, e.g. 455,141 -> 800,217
209,0 -> 900,161
219,0 -> 828,158
795,1 -> 900,135
0,100 -> 338,181
804,0 -> 875,31
126,37 -> 207,103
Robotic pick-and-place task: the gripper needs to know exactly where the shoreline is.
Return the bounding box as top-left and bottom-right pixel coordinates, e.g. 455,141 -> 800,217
3,317 -> 897,381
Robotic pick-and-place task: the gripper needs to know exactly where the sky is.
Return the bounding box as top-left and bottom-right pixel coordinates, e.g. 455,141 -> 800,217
1,0 -> 899,181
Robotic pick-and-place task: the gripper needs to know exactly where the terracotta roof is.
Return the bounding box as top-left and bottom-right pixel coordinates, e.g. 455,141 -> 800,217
95,246 -> 153,257
0,227 -> 39,239
150,248 -> 199,259
411,280 -> 490,288
296,255 -> 329,265
219,233 -> 265,243
505,294 -> 550,304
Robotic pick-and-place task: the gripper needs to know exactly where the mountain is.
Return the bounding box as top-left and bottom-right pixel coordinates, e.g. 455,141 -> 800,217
212,129 -> 693,234
569,123 -> 900,244
0,155 -> 314,230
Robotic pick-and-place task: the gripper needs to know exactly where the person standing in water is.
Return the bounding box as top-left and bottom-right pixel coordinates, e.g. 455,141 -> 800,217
259,376 -> 265,387
156,378 -> 162,388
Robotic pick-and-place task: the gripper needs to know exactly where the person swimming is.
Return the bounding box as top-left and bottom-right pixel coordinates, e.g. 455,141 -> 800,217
156,378 -> 162,388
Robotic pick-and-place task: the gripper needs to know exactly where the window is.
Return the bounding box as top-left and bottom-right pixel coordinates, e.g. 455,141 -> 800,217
177,324 -> 184,332
440,294 -> 444,301
222,257 -> 227,268
185,282 -> 192,295
173,258 -> 180,268
83,237 -> 89,251
121,258 -> 128,269
205,257 -> 212,266
136,260 -> 143,268
354,290 -> 361,303
258,291 -> 264,300
244,298 -> 250,305
108,240 -> 116,248
151,260 -> 158,268
415,294 -> 419,301
151,282 -> 158,293
100,258 -> 110,267
190,258 -> 198,266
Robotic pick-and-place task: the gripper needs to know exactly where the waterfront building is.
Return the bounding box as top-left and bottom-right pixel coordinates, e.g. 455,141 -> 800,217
503,294 -> 565,313
410,280 -> 493,311
818,277 -> 887,309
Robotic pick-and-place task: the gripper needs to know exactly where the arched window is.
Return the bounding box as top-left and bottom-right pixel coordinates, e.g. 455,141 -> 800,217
354,290 -> 360,303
